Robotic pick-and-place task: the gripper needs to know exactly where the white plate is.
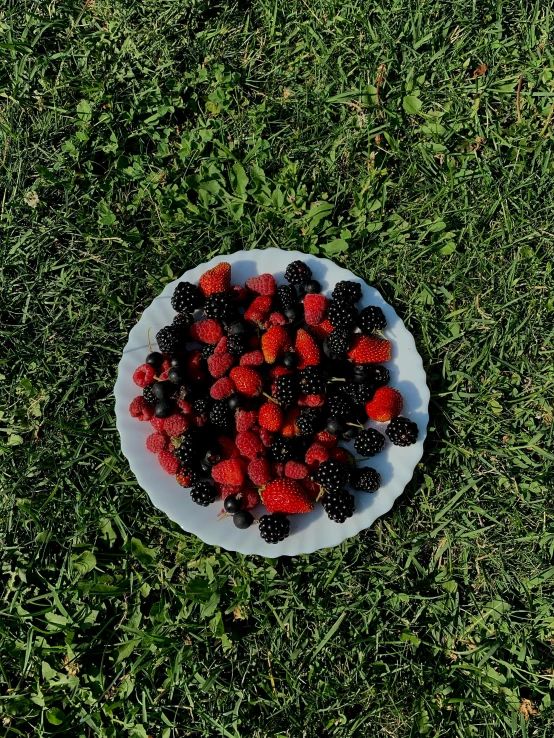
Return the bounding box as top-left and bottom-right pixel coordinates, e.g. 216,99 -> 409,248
114,248 -> 429,556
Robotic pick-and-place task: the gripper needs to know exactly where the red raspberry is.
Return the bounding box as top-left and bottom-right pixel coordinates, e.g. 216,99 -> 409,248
133,363 -> 156,388
295,329 -> 321,369
163,413 -> 190,437
189,319 -> 223,344
298,393 -> 325,407
244,295 -> 272,325
229,367 -> 262,397
176,399 -> 194,414
218,435 -> 240,459
194,414 -> 208,427
212,459 -> 245,486
146,432 -> 169,453
198,261 -> 231,296
313,430 -> 338,449
284,461 -> 309,480
160,359 -> 172,373
245,273 -> 276,296
240,350 -> 264,366
210,376 -> 236,400
310,319 -> 334,340
150,416 -> 166,432
207,353 -> 234,378
214,336 -> 228,354
271,461 -> 286,477
235,409 -> 258,432
258,402 -> 283,432
259,427 -> 274,447
305,442 -> 329,468
303,294 -> 328,325
158,450 -> 180,474
158,370 -> 170,381
216,482 -> 243,498
247,458 -> 272,486
129,396 -> 154,421
176,466 -> 197,487
230,285 -> 248,304
269,311 -> 287,326
235,430 -> 264,460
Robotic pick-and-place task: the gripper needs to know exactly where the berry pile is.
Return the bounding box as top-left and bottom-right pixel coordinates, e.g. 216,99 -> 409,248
128,259 -> 419,543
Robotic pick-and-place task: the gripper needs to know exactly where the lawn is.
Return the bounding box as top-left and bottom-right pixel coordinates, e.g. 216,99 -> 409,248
1,0 -> 554,736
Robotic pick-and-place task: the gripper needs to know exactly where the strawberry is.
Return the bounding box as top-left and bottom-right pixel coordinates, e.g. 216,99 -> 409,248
239,350 -> 264,366
281,407 -> 300,437
207,353 -> 234,378
229,367 -> 262,397
146,432 -> 169,453
258,402 -> 283,432
133,363 -> 156,388
186,349 -> 206,382
259,427 -> 274,447
163,413 -> 191,437
365,386 -> 403,422
247,457 -> 272,486
244,295 -> 272,325
284,460 -> 309,480
310,319 -> 334,340
214,336 -> 228,354
245,273 -> 276,296
212,459 -> 245,486
305,442 -> 329,468
158,450 -> 180,474
313,430 -> 338,449
199,262 -> 231,296
269,311 -> 287,326
235,430 -> 265,460
189,319 -> 223,344
261,325 -> 291,364
261,478 -> 314,514
129,396 -> 154,421
303,294 -> 328,326
235,409 -> 258,432
269,365 -> 292,379
295,328 -> 321,369
347,334 -> 391,364
218,435 -> 240,459
210,376 -> 236,400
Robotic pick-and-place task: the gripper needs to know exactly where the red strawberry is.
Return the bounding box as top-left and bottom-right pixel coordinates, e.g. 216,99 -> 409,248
235,409 -> 258,433
176,466 -> 197,487
214,336 -> 228,354
163,413 -> 191,437
259,427 -> 274,447
199,262 -> 231,296
230,285 -> 248,304
146,432 -> 169,453
129,396 -> 154,421
133,363 -> 156,388
244,295 -> 272,325
261,479 -> 314,514
347,334 -> 391,364
310,319 -> 334,340
295,329 -> 321,369
235,430 -> 264,460
218,435 -> 240,459
258,402 -> 283,432
158,450 -> 180,474
229,367 -> 262,397
261,325 -> 291,364
365,387 -> 403,422
245,273 -> 276,296
207,352 -> 234,378
150,416 -> 166,432
269,311 -> 287,326
305,442 -> 329,468
269,365 -> 292,379
313,430 -> 338,449
186,349 -> 206,382
303,294 -> 328,325
189,319 -> 223,344
247,458 -> 272,486
210,376 -> 236,400
212,459 -> 245,486
239,350 -> 264,366
281,407 -> 300,437
284,460 -> 309,480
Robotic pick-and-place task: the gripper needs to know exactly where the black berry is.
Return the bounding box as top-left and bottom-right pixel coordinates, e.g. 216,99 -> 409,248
350,467 -> 381,492
190,481 -> 216,506
284,260 -> 312,285
275,374 -> 298,408
299,366 -> 326,395
175,434 -> 197,464
172,281 -> 204,313
354,428 -> 386,457
332,281 -> 362,304
156,325 -> 182,354
204,292 -> 234,320
358,306 -> 386,334
322,489 -> 355,523
276,284 -> 297,311
386,417 -> 418,446
259,513 -> 290,543
209,401 -> 233,429
143,383 -> 156,405
327,329 -> 351,355
317,459 -> 348,493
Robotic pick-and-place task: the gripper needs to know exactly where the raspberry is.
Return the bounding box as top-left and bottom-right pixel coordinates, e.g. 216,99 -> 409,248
284,461 -> 309,480
210,376 -> 236,400
313,430 -> 338,448
261,478 -> 313,514
258,402 -> 284,432
259,427 -> 274,447
295,329 -> 321,369
245,273 -> 276,296
235,409 -> 258,433
301,393 -> 326,407
235,431 -> 264,460
261,325 -> 292,364
247,457 -> 272,486
310,318 -> 334,340
189,319 -> 223,344
133,363 -> 156,388
207,353 -> 235,378
244,295 -> 273,325
163,413 -> 190,437
129,396 -> 154,421
239,350 -> 264,366
176,399 -> 194,414
305,442 -> 329,469
216,482 -> 243,499
150,416 -> 166,432
303,294 -> 328,325
269,311 -> 287,326
272,461 -> 286,477
229,367 -> 262,397
176,466 -> 198,487
347,335 -> 391,364
281,407 -> 300,437
198,261 -> 231,296
214,336 -> 228,354
218,435 -> 240,459
146,432 -> 169,453
158,450 -> 180,474
212,459 -> 245,486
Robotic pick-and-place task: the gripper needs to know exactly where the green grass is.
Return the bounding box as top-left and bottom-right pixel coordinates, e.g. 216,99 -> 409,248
1,0 -> 554,735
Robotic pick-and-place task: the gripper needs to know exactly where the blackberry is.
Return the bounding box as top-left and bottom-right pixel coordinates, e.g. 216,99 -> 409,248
190,481 -> 216,507
365,365 -> 390,389
275,374 -> 298,407
209,401 -> 232,429
322,489 -> 355,523
284,260 -> 312,285
172,312 -> 193,331
156,325 -> 182,355
233,510 -> 254,529
146,352 -> 163,369
354,428 -> 386,457
201,343 -> 215,360
143,383 -> 156,405
204,292 -> 234,320
174,434 -> 197,464
344,381 -> 375,404
193,396 -> 211,415
327,300 -> 358,329
327,391 -> 356,420
259,513 -> 290,543
386,417 -> 418,446
299,366 -> 326,395
276,284 -> 297,311
269,437 -> 298,462
317,459 -> 348,493
332,280 -> 363,304
171,281 -> 204,313
226,334 -> 247,357
296,409 -> 322,436
358,305 -> 387,334
327,329 -> 351,355
350,467 -> 381,492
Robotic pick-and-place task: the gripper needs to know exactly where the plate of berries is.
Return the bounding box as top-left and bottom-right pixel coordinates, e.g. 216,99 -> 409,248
114,248 -> 429,555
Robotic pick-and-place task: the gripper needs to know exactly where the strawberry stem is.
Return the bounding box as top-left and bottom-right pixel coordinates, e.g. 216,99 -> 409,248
262,392 -> 280,405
